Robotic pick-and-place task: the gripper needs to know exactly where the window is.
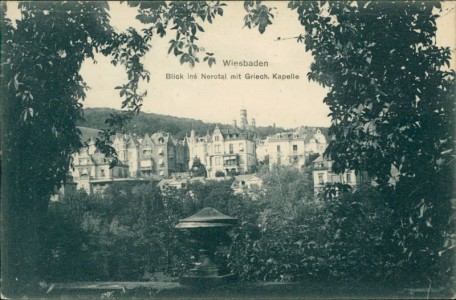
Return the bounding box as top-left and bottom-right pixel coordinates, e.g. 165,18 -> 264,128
215,136 -> 220,141
239,143 -> 244,152
229,144 -> 234,154
293,145 -> 298,152
347,173 -> 352,183
101,169 -> 105,177
277,145 -> 281,152
318,173 -> 324,184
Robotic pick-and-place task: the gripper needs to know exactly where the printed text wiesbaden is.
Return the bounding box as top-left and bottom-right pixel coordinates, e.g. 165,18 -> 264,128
222,59 -> 269,67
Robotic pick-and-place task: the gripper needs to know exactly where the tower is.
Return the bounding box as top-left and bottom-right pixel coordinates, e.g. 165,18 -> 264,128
240,109 -> 248,130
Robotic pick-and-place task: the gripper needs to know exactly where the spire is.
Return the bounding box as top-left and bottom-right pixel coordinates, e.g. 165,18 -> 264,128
240,109 -> 248,130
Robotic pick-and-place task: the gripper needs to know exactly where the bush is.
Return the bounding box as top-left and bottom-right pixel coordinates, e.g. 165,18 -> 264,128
223,186 -> 394,283
43,168 -> 454,287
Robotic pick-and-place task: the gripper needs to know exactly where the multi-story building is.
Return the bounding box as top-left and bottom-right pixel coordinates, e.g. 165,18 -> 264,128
138,131 -> 189,178
126,134 -> 141,177
186,110 -> 257,178
256,127 -> 327,169
70,127 -> 189,194
71,141 -> 131,194
312,155 -> 371,194
205,125 -> 257,178
112,133 -> 141,177
187,130 -> 211,169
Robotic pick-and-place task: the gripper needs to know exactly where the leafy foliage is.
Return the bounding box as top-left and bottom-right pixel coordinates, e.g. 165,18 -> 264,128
287,0 -> 455,283
243,1 -> 275,34
190,157 -> 207,177
288,1 -> 455,188
223,169 -> 397,283
1,1 -> 226,294
129,1 -> 226,68
248,0 -> 455,285
43,179 -> 248,281
43,166 -> 454,286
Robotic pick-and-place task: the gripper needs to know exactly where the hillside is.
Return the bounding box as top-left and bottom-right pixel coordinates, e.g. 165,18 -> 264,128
78,108 -> 288,139
78,108 -> 328,140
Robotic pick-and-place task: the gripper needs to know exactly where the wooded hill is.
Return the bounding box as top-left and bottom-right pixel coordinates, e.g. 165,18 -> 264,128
78,108 -> 327,140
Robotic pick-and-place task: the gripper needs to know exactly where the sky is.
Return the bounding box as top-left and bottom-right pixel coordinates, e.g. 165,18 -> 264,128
7,1 -> 456,129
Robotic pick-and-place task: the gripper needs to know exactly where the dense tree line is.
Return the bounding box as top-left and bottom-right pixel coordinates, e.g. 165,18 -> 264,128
79,108 -> 287,140
44,180 -> 248,281
43,167 -> 454,288
246,0 -> 455,284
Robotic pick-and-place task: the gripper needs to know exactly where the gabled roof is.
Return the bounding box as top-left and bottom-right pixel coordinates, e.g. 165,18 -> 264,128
90,152 -> 108,165
188,176 -> 206,184
77,126 -> 100,142
109,132 -> 126,143
126,134 -> 140,147
313,155 -> 324,163
151,132 -> 178,145
233,173 -> 261,182
140,133 -> 154,147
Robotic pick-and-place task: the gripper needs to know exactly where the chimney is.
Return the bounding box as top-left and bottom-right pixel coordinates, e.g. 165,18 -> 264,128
233,119 -> 237,128
251,118 -> 256,128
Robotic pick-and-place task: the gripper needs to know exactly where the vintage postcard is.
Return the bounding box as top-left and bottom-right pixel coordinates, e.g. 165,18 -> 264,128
2,1 -> 455,298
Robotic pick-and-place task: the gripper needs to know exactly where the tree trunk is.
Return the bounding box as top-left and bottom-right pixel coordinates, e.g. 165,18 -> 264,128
2,164 -> 47,297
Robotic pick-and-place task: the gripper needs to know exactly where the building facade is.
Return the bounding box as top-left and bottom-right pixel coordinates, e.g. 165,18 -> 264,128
138,132 -> 189,178
70,128 -> 189,194
71,142 -> 131,194
186,110 -> 257,178
312,155 -> 371,194
256,127 -> 327,169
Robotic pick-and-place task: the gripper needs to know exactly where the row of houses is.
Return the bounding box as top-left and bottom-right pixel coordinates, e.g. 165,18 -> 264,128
68,128 -> 189,195
52,109 -> 369,199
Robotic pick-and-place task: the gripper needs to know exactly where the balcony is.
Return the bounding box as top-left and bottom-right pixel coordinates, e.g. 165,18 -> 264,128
223,154 -> 239,167
140,160 -> 153,170
224,161 -> 239,167
313,164 -> 328,171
